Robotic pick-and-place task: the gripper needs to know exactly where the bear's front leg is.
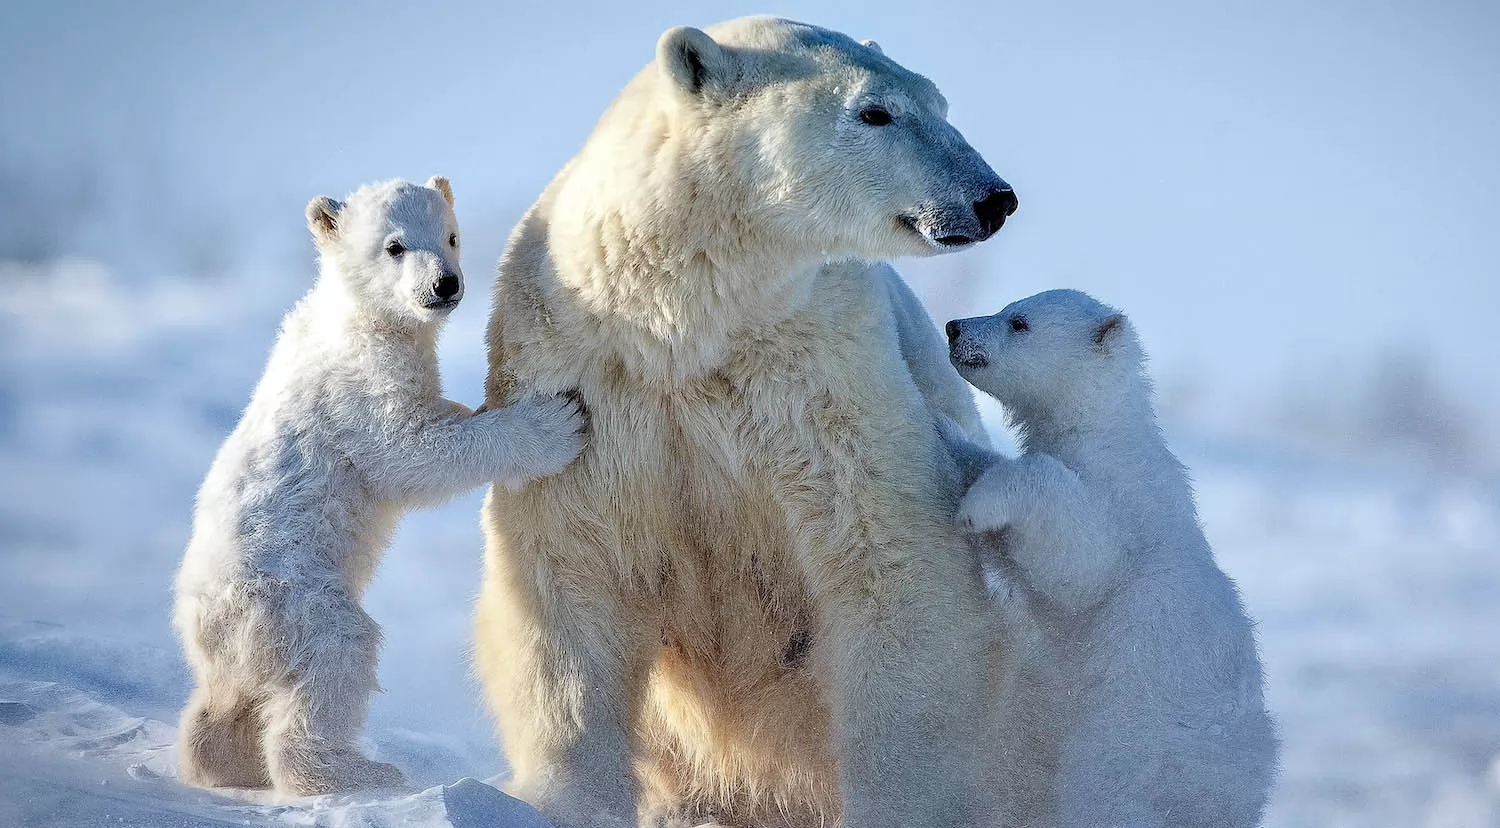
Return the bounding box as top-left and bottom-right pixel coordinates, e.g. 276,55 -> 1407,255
474,489 -> 654,828
936,415 -> 1005,491
774,433 -> 1001,828
802,535 -> 998,828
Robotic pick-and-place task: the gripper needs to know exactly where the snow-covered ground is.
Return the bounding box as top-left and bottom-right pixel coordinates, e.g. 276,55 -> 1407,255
2,258 -> 1498,827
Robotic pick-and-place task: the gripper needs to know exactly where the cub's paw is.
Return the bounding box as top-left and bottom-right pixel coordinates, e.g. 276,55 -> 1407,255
335,756 -> 405,791
493,393 -> 588,488
272,749 -> 405,796
957,476 -> 1015,535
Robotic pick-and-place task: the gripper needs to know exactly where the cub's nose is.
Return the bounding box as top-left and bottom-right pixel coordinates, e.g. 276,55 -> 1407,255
973,188 -> 1019,239
945,319 -> 962,343
434,273 -> 462,299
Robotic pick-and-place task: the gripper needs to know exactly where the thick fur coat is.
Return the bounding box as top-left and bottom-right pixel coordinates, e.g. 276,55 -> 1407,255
174,178 -> 585,796
474,17 -> 1016,828
943,289 -> 1279,828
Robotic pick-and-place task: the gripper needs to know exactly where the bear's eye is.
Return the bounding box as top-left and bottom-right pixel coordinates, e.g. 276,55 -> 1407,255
385,241 -> 406,258
1009,316 -> 1029,333
859,106 -> 893,126
448,233 -> 457,248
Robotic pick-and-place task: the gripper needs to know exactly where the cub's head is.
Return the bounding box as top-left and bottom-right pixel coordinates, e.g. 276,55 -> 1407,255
306,176 -> 463,326
946,289 -> 1145,421
650,17 -> 1015,260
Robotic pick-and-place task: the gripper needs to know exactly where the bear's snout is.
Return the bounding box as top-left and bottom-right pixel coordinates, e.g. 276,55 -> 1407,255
973,188 -> 1018,239
434,273 -> 462,300
947,318 -> 990,369
906,181 -> 1017,250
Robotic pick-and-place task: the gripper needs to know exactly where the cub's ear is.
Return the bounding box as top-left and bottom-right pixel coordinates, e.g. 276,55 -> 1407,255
426,175 -> 454,208
1092,314 -> 1127,353
860,39 -> 883,54
306,196 -> 343,244
657,26 -> 735,96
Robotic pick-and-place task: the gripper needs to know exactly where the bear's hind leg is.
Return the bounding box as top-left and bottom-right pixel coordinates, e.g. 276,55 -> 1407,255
177,683 -> 271,789
260,590 -> 403,796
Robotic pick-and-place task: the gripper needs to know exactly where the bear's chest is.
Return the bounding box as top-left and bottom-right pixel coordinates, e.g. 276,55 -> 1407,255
587,366 -> 764,496
584,362 -> 829,558
574,369 -> 815,658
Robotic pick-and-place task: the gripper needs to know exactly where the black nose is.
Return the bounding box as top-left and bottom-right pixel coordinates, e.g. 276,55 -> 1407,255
945,319 -> 962,343
973,188 -> 1019,238
434,274 -> 461,299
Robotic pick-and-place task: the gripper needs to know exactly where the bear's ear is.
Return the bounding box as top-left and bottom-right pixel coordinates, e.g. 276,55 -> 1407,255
1092,314 -> 1127,353
860,39 -> 883,55
306,196 -> 343,244
426,175 -> 454,208
657,26 -> 735,96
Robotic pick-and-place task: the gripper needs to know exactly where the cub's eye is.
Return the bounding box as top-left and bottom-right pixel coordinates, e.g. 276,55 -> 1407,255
1009,316 -> 1029,333
448,233 -> 458,248
385,241 -> 406,257
859,106 -> 893,126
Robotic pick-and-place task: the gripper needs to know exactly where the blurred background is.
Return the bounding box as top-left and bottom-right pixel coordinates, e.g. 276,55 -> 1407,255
1,1 -> 1497,826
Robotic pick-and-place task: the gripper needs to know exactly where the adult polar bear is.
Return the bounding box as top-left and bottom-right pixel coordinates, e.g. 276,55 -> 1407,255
477,17 -> 1016,828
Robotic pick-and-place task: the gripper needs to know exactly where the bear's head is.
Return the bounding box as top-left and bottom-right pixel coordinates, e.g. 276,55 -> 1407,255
628,17 -> 1014,262
306,176 -> 464,326
946,289 -> 1145,424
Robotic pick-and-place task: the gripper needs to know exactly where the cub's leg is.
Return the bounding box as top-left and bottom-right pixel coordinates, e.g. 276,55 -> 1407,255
175,592 -> 273,789
177,681 -> 270,789
475,490 -> 655,828
371,396 -> 586,501
258,584 -> 401,796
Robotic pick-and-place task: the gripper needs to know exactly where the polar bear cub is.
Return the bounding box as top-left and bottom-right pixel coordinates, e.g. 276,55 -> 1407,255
173,177 -> 586,797
941,289 -> 1278,828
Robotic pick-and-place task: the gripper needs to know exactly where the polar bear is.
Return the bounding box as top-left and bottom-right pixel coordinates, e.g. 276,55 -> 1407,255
474,17 -> 1015,828
940,289 -> 1279,828
173,177 -> 587,797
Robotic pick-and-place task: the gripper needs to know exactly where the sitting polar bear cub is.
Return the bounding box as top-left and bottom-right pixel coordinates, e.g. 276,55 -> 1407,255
173,177 -> 586,796
941,289 -> 1278,828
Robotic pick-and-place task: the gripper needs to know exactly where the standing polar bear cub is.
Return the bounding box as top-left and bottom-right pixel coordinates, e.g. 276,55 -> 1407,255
942,289 -> 1279,828
174,178 -> 586,796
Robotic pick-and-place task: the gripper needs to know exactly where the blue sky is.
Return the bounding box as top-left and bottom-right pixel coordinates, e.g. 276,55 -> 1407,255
4,0 -> 1497,406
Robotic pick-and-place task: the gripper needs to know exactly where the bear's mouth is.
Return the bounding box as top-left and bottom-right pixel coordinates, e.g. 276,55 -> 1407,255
422,298 -> 461,311
949,345 -> 990,369
899,215 -> 976,249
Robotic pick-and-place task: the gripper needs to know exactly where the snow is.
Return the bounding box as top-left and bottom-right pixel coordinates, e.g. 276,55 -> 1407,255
3,257 -> 1499,827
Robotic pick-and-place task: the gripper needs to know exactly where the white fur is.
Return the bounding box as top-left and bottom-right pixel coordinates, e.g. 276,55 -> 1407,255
942,289 -> 1279,827
173,178 -> 586,797
884,264 -> 991,446
474,17 -> 1012,828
